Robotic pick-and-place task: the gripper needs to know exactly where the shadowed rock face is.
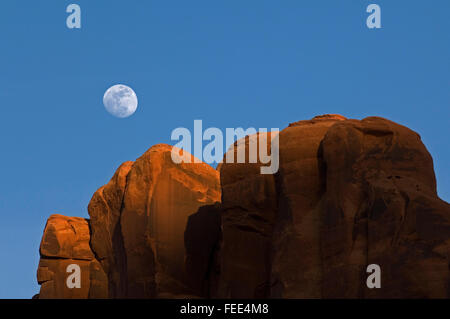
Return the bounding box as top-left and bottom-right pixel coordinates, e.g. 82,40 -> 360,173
35,115 -> 450,299
319,117 -> 450,298
216,116 -> 348,298
184,202 -> 222,297
271,115 -> 350,298
217,115 -> 450,298
216,132 -> 278,298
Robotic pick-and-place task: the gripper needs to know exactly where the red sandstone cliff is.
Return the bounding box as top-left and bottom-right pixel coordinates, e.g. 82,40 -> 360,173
35,115 -> 450,298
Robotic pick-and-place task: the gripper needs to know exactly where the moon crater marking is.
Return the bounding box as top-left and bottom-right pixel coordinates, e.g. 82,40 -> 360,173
103,84 -> 138,118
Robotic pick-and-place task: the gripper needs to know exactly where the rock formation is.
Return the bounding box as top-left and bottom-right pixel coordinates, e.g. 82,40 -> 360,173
36,214 -> 108,299
88,144 -> 221,298
216,131 -> 278,298
35,115 -> 450,298
217,115 -> 450,298
319,117 -> 450,298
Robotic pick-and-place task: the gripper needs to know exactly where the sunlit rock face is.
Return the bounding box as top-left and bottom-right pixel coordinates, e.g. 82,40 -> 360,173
36,145 -> 221,299
35,115 -> 450,299
118,144 -> 221,298
88,144 -> 221,298
36,214 -> 108,299
88,161 -> 133,298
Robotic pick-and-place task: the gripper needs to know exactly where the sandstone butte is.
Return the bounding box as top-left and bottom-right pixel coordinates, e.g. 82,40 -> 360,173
35,115 -> 450,299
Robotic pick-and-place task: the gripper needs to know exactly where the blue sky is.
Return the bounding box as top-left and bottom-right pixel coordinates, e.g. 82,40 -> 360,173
0,1 -> 448,298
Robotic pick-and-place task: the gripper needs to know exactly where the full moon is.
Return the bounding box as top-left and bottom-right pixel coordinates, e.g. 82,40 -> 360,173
103,84 -> 138,118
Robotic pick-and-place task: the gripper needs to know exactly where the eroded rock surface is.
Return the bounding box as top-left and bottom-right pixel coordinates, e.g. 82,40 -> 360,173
35,116 -> 450,299
217,132 -> 278,298
119,144 -> 221,298
37,214 -> 108,299
217,115 -> 450,298
88,161 -> 133,297
87,144 -> 221,298
319,117 -> 450,298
